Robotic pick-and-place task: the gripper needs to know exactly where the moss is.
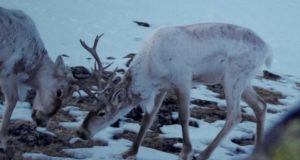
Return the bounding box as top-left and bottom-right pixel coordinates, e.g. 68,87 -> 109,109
271,120 -> 300,160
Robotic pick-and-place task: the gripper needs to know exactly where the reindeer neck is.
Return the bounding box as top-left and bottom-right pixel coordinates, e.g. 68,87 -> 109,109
126,56 -> 158,101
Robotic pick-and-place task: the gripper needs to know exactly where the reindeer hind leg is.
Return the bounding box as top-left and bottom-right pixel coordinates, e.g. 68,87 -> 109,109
242,86 -> 266,148
197,66 -> 251,160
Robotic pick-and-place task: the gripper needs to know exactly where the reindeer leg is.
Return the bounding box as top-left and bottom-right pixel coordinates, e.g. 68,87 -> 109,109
176,86 -> 193,160
122,91 -> 167,159
242,86 -> 266,148
0,80 -> 18,151
197,75 -> 246,160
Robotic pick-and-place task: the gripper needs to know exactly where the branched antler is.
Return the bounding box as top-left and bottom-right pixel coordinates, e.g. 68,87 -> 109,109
80,34 -> 104,90
80,34 -> 104,72
76,34 -> 120,105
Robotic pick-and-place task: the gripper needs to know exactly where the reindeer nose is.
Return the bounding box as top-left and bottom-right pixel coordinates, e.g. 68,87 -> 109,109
31,110 -> 47,127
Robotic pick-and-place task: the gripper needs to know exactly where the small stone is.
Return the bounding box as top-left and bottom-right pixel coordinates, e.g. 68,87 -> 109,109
133,21 -> 150,27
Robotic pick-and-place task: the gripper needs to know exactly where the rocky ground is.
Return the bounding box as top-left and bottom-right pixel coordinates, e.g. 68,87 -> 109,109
0,70 -> 294,160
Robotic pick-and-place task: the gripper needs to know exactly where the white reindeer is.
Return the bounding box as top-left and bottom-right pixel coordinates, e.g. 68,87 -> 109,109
0,7 -> 75,151
77,23 -> 272,160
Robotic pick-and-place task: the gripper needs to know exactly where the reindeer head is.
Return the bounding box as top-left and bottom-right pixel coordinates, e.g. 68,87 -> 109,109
77,85 -> 135,139
31,56 -> 76,127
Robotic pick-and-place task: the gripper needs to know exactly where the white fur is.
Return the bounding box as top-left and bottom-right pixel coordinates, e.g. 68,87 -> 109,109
0,7 -> 71,150
129,23 -> 271,107
125,23 -> 271,159
81,23 -> 272,160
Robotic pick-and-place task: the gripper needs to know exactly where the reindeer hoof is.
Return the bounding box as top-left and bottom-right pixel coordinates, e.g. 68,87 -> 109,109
121,149 -> 137,160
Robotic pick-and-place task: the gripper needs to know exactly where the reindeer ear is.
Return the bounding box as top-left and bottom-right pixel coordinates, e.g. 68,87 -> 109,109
111,88 -> 127,106
55,56 -> 66,72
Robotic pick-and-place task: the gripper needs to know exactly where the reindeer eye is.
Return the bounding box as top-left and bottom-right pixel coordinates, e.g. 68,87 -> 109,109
97,110 -> 106,116
56,89 -> 63,99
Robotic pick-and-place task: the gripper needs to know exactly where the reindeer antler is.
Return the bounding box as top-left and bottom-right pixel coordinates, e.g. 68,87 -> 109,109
80,34 -> 105,90
78,34 -> 119,103
80,34 -> 104,72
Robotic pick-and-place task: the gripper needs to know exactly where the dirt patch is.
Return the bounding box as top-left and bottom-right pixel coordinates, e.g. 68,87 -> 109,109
190,105 -> 256,123
191,98 -> 256,123
253,87 -> 285,105
206,84 -> 285,105
0,110 -> 107,160
113,130 -> 182,155
0,120 -> 70,160
125,103 -> 199,134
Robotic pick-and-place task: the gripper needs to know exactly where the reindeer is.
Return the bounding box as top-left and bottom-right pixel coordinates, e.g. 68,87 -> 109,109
0,7 -> 75,151
77,23 -> 272,160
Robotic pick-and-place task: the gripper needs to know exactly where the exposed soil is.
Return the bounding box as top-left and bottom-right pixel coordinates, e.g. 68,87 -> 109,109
206,84 -> 285,105
0,118 -> 107,160
113,130 -> 182,154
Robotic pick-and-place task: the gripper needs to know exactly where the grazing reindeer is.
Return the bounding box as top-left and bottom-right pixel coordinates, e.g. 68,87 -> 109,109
0,7 -> 75,150
77,23 -> 272,160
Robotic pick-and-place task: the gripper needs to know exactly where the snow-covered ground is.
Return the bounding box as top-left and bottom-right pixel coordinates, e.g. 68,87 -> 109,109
1,0 -> 300,160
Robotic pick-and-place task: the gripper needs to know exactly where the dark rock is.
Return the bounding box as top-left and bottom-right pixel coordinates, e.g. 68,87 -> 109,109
231,135 -> 255,146
116,68 -> 126,74
123,53 -> 136,59
191,99 -> 217,107
189,120 -> 199,128
123,53 -> 136,67
133,21 -> 150,27
61,54 -> 70,58
71,66 -> 91,79
263,70 -> 281,81
106,56 -> 115,60
233,147 -> 247,155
